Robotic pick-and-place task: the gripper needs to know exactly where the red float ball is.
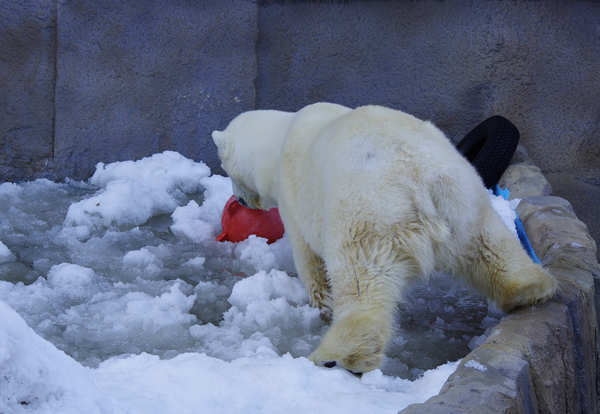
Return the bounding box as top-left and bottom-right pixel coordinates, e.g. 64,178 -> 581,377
216,196 -> 285,244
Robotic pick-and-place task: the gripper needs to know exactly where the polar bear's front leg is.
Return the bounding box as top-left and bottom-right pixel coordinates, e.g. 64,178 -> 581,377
309,244 -> 401,374
287,233 -> 332,315
309,305 -> 393,374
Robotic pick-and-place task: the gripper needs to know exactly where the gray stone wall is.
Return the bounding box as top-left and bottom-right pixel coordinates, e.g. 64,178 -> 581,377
0,0 -> 56,181
52,0 -> 258,180
258,1 -> 600,163
257,1 -> 600,254
1,0 -> 599,251
1,0 -> 257,181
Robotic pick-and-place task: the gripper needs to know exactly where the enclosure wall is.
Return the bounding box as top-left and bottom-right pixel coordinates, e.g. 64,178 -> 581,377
1,0 -> 599,250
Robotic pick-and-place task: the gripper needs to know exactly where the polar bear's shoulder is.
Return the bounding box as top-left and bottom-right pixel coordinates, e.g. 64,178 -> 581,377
291,102 -> 352,127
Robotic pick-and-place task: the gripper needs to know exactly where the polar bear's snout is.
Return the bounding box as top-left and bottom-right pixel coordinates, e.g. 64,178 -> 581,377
321,361 -> 364,377
230,180 -> 261,210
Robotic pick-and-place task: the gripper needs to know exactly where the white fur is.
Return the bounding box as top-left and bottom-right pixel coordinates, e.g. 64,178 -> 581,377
213,103 -> 557,374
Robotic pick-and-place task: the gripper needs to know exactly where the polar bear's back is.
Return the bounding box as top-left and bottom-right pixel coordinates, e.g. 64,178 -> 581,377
320,106 -> 473,184
296,104 -> 485,213
279,105 -> 489,263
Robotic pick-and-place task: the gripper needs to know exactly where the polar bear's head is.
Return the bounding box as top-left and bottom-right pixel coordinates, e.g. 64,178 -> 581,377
212,109 -> 295,210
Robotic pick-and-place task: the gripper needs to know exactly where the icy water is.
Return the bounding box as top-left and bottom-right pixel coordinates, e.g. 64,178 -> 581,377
0,152 -> 501,381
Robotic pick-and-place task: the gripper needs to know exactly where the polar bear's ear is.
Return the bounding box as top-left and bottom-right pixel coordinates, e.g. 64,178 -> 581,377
211,130 -> 225,147
212,130 -> 231,156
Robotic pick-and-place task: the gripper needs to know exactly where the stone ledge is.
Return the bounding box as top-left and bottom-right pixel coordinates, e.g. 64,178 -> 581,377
400,196 -> 600,413
499,145 -> 553,200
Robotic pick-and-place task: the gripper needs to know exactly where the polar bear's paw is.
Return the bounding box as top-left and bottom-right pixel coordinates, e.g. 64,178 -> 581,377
309,311 -> 388,374
497,266 -> 558,313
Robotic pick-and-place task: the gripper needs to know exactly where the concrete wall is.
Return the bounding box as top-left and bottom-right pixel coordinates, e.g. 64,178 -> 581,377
1,0 -> 257,181
0,0 -> 56,181
257,1 -> 600,256
1,0 -> 599,248
53,0 -> 258,180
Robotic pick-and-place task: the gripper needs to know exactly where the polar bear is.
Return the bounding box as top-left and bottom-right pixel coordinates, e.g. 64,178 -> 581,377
212,103 -> 557,374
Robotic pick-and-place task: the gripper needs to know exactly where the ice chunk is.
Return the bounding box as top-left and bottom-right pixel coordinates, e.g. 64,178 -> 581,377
184,257 -> 206,268
234,236 -> 278,272
465,359 -> 487,372
47,263 -> 96,298
60,282 -> 196,336
197,174 -> 233,225
170,200 -> 215,242
228,269 -> 308,308
170,174 -> 233,243
191,270 -> 322,361
64,179 -> 180,228
0,182 -> 23,210
488,191 -> 519,238
468,334 -> 487,350
232,234 -> 296,275
65,151 -> 211,228
89,151 -> 210,193
0,241 -> 15,264
124,282 -> 196,327
123,247 -> 164,275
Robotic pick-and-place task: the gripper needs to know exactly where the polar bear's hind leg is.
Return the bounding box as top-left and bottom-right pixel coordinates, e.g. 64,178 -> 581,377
460,210 -> 557,313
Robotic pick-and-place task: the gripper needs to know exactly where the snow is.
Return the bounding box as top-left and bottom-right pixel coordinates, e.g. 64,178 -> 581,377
0,240 -> 15,264
487,189 -> 521,239
464,360 -> 487,372
65,151 -> 211,229
0,151 -> 519,413
0,299 -> 459,413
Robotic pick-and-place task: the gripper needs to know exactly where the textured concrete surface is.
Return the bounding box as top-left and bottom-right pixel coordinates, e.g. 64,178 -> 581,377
53,0 -> 258,180
3,1 -> 599,179
546,173 -> 600,262
499,144 -> 552,200
257,1 -> 600,253
257,2 -> 600,170
400,195 -> 600,414
0,0 -> 56,182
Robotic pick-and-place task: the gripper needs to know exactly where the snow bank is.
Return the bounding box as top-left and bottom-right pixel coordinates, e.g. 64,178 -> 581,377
64,151 -> 211,229
0,301 -> 109,414
0,297 -> 459,413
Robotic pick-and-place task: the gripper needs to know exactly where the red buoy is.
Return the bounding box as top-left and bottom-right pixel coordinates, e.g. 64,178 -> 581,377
216,196 -> 285,244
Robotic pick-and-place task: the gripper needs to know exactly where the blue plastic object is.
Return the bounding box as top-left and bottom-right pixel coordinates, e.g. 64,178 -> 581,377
493,184 -> 541,264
